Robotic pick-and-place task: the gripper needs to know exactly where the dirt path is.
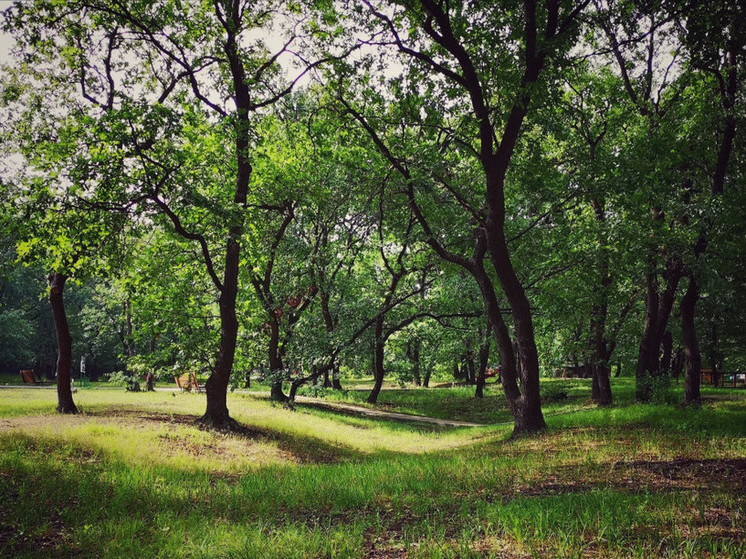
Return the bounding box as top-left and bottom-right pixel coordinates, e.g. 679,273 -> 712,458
292,396 -> 487,428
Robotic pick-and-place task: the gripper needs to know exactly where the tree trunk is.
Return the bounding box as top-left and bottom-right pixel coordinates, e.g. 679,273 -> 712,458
465,355 -> 476,385
48,272 -> 77,414
331,363 -> 343,390
288,378 -> 303,403
475,332 -> 490,399
410,340 -> 422,386
203,236 -> 240,427
681,276 -> 701,406
366,318 -> 385,404
268,319 -> 288,402
660,330 -> 673,374
589,197 -> 613,406
636,256 -> 682,400
201,13 -> 252,429
473,260 -> 535,432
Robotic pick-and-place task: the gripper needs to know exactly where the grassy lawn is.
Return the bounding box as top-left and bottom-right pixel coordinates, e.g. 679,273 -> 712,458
0,380 -> 744,558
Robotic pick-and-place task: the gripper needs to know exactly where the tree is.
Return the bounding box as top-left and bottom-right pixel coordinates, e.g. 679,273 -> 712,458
335,0 -> 589,433
3,0 -> 354,427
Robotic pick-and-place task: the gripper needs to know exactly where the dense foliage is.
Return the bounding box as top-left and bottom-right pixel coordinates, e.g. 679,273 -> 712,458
0,0 -> 744,431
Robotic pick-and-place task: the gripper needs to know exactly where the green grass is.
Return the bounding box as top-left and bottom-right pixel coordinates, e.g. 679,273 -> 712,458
0,381 -> 744,558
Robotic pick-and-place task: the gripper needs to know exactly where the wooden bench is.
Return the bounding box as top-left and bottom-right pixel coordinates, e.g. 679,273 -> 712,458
20,369 -> 38,384
20,369 -> 51,386
174,372 -> 203,392
701,369 -> 746,388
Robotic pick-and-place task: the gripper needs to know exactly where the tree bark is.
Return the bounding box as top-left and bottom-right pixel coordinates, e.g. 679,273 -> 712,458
268,318 -> 288,402
203,235 -> 240,427
636,256 -> 682,400
366,317 -> 386,404
200,6 -> 256,428
331,363 -> 343,390
681,276 -> 701,406
48,272 -> 77,414
409,340 -> 422,386
475,331 -> 490,399
589,197 -> 613,406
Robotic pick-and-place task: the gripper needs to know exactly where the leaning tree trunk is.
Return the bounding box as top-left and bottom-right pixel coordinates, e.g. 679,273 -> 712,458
48,272 -> 77,414
472,260 -> 531,431
487,233 -> 546,434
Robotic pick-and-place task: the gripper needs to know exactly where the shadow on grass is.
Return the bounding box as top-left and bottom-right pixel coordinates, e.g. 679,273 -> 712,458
86,408 -> 363,464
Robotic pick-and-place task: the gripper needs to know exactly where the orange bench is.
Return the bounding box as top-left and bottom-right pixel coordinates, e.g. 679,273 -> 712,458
174,372 -> 202,392
20,369 -> 51,386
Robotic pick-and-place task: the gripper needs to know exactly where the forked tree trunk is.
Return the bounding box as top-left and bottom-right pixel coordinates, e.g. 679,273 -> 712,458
473,260 -> 544,433
636,256 -> 682,400
48,272 -> 77,414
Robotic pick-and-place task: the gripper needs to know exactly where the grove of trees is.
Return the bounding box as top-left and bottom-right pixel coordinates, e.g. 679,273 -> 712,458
0,0 -> 743,434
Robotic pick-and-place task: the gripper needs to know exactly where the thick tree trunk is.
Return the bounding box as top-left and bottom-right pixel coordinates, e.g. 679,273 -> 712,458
203,236 -> 240,427
270,382 -> 287,402
422,368 -> 431,388
485,232 -> 545,434
472,259 -> 541,432
49,272 -> 77,414
636,257 -> 682,400
681,279 -> 702,406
